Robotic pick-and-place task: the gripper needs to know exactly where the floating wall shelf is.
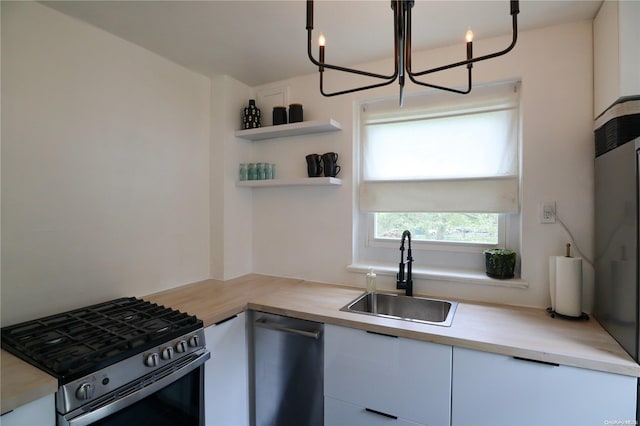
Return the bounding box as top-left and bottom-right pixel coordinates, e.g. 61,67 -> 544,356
237,177 -> 342,188
235,119 -> 342,141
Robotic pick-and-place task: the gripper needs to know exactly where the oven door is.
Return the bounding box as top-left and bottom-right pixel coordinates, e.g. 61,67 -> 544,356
59,351 -> 210,426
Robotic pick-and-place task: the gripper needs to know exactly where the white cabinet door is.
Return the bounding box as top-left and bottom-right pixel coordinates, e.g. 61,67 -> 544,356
452,347 -> 637,426
594,0 -> 620,117
0,394 -> 55,426
324,397 -> 423,426
204,312 -> 249,426
324,324 -> 452,426
593,0 -> 640,117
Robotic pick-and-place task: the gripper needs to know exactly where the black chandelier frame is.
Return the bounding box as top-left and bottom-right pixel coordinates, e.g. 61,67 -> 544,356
306,0 -> 520,106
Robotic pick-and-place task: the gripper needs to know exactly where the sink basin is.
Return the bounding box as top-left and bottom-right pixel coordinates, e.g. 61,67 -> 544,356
341,292 -> 457,327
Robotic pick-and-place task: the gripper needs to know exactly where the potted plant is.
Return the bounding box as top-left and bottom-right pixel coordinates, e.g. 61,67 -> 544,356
483,249 -> 516,279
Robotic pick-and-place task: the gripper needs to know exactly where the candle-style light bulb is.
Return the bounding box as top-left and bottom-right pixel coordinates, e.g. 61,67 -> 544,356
318,33 -> 326,47
465,28 -> 474,43
318,33 -> 325,72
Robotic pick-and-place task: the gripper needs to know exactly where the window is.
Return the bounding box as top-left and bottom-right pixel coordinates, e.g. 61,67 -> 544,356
375,212 -> 500,244
354,81 -> 521,273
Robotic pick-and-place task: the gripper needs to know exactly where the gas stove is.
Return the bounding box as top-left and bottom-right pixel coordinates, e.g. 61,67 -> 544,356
1,297 -> 209,425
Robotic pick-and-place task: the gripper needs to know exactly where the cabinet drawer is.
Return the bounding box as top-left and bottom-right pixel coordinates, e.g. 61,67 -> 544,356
452,347 -> 637,426
325,397 -> 423,426
324,324 -> 451,426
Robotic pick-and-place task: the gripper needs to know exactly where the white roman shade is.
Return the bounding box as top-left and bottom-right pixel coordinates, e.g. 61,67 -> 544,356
359,81 -> 520,213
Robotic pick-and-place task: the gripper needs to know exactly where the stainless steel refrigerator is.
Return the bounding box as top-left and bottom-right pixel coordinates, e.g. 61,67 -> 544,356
594,98 -> 640,417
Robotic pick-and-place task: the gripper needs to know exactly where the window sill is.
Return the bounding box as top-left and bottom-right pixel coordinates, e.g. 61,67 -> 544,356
347,263 -> 528,289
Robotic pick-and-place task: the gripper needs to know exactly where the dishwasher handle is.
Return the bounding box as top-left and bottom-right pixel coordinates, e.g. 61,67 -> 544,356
255,317 -> 322,339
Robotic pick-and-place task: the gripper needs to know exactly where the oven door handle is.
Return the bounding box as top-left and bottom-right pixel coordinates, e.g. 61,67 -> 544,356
61,351 -> 210,426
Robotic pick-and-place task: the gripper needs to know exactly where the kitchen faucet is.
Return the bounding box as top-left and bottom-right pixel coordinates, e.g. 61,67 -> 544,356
396,230 -> 413,296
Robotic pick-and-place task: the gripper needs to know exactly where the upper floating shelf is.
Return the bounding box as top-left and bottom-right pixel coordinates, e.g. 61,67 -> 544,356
235,119 -> 342,141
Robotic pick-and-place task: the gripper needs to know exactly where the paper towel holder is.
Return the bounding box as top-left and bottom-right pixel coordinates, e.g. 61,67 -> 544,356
546,307 -> 589,321
547,243 -> 589,320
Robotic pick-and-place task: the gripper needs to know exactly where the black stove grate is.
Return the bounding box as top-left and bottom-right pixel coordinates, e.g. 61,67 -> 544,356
1,297 -> 202,384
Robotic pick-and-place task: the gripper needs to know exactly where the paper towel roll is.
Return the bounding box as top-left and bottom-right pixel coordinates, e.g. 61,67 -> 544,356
549,257 -> 557,310
552,256 -> 583,317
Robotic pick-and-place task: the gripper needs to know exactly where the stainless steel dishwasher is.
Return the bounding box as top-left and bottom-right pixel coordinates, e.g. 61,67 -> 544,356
250,311 -> 324,426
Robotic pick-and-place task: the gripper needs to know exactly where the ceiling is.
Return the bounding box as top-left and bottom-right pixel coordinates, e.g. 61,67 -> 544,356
42,0 -> 602,87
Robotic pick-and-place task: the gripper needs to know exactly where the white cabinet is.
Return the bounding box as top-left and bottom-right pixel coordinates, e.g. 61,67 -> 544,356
593,0 -> 640,117
324,324 -> 452,426
204,312 -> 249,426
324,397 -> 423,426
0,394 -> 55,426
451,347 -> 637,426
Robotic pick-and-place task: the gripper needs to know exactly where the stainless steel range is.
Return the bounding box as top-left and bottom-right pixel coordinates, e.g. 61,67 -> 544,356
1,297 -> 210,426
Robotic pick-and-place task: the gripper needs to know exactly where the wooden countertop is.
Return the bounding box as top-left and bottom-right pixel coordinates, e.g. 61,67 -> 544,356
1,350 -> 58,415
247,280 -> 640,377
3,273 -> 640,414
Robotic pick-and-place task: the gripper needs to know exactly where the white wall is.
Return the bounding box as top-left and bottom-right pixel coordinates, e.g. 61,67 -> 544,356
1,2 -> 211,325
210,75 -> 254,280
247,20 -> 594,309
0,0 -> 596,324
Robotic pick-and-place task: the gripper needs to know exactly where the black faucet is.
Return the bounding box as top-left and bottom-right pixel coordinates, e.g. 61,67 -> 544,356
396,230 -> 413,296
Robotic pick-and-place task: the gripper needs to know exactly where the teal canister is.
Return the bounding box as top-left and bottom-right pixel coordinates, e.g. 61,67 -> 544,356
247,163 -> 257,180
256,162 -> 265,180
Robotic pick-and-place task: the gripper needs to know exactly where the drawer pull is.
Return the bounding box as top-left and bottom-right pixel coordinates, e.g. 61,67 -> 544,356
365,408 -> 398,420
366,330 -> 398,338
513,356 -> 559,367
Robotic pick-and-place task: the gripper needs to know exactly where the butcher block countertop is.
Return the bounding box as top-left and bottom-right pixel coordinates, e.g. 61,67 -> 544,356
0,350 -> 58,415
3,273 -> 640,414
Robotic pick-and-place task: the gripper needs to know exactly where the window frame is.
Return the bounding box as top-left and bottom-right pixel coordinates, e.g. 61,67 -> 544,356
352,81 -> 522,275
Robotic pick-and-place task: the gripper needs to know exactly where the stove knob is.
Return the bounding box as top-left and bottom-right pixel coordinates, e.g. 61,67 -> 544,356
161,346 -> 174,360
175,340 -> 187,353
145,352 -> 159,367
76,382 -> 94,401
188,335 -> 200,348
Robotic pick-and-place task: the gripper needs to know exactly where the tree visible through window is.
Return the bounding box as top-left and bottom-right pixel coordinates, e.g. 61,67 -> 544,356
375,212 -> 499,244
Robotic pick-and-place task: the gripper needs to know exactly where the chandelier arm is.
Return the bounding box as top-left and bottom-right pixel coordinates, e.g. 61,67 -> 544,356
319,70 -> 399,97
407,67 -> 472,95
306,34 -> 398,81
408,15 -> 518,78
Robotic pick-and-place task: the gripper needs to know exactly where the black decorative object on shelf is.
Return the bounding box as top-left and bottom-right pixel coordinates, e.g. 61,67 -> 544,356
273,106 -> 287,125
242,99 -> 261,129
289,104 -> 303,123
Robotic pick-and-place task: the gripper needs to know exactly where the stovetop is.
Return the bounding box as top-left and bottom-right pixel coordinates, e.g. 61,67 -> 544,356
1,297 -> 202,384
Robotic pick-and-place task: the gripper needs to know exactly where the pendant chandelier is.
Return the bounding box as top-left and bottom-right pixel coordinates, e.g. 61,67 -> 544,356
306,0 -> 520,106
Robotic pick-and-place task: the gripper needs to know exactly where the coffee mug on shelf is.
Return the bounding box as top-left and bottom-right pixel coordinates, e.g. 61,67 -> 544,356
322,152 -> 341,177
305,153 -> 323,177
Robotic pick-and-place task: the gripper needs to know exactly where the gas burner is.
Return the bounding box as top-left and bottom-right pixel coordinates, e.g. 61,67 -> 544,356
45,336 -> 67,345
141,318 -> 171,333
113,310 -> 142,323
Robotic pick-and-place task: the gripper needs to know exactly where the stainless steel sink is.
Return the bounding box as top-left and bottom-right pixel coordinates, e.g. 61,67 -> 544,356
341,292 -> 457,327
